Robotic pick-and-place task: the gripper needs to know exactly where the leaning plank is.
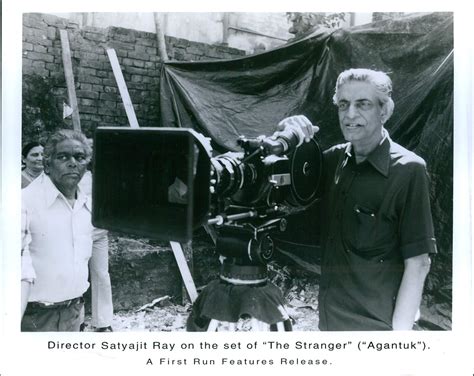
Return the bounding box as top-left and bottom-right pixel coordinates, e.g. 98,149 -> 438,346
170,241 -> 198,303
59,29 -> 81,131
106,49 -> 139,128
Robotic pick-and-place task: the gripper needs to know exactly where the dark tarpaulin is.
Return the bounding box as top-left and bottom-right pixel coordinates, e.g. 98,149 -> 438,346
159,13 -> 453,299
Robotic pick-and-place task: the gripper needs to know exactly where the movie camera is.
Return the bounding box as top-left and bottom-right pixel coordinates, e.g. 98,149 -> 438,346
92,126 -> 323,265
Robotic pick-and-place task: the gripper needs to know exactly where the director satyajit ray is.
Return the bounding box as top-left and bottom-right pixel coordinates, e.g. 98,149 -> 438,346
277,68 -> 437,331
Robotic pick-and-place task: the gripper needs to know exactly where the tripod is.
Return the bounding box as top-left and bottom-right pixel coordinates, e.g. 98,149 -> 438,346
186,220 -> 292,332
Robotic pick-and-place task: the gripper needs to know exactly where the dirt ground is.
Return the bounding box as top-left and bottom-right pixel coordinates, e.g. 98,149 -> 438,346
84,260 -> 321,332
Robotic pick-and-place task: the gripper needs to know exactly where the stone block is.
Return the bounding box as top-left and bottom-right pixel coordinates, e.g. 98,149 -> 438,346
23,15 -> 47,30
45,62 -> 60,72
104,86 -> 118,94
23,42 -> 34,51
79,106 -> 98,115
127,51 -> 150,61
102,100 -> 117,109
98,106 -> 119,117
78,74 -> 102,85
79,98 -> 97,107
83,31 -> 108,43
76,90 -> 100,100
81,60 -> 103,70
102,78 -> 117,87
25,35 -> 53,47
79,83 -> 93,91
96,70 -> 109,78
32,61 -> 46,69
108,40 -> 135,51
123,66 -> 149,76
79,67 -> 97,77
136,37 -> 155,47
186,45 -> 205,56
47,27 -> 57,40
24,51 -> 55,63
100,92 -> 118,101
132,60 -> 145,68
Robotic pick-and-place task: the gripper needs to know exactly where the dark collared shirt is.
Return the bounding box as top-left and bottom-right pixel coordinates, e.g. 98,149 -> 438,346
318,133 -> 437,331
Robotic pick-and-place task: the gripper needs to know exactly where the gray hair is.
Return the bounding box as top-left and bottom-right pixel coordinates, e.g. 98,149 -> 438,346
43,129 -> 92,166
333,68 -> 395,122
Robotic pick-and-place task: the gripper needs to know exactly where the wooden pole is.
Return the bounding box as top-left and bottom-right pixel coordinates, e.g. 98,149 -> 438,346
59,29 -> 81,131
106,49 -> 140,128
154,13 -> 169,62
106,49 -> 198,304
170,241 -> 198,303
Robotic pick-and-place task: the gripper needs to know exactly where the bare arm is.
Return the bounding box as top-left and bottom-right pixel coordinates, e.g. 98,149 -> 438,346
21,281 -> 32,318
392,253 -> 431,330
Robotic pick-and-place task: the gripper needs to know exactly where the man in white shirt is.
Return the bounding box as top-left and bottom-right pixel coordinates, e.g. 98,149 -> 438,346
21,129 -> 106,331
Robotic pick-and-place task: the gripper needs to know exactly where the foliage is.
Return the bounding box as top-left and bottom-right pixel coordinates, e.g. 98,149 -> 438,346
22,74 -> 64,143
287,12 -> 346,40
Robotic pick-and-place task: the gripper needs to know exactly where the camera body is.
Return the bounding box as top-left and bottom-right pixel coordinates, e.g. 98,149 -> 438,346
92,127 -> 322,264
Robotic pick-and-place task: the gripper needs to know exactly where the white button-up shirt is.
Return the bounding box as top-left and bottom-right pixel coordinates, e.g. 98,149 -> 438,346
21,173 -> 94,303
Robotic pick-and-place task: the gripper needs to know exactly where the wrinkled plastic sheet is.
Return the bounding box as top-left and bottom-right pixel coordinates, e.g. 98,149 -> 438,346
159,13 -> 453,268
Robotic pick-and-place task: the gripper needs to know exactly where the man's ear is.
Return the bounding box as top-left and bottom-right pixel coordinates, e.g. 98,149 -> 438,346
43,160 -> 50,175
380,103 -> 389,125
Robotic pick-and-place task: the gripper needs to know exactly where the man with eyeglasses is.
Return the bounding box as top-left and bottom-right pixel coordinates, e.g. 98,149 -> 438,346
21,129 -> 107,331
277,68 -> 437,330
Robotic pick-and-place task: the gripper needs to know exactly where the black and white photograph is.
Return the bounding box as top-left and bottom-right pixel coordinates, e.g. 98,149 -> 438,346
1,1 -> 473,375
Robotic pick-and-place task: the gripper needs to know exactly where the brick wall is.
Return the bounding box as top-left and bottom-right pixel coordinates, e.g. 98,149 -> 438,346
22,13 -> 245,142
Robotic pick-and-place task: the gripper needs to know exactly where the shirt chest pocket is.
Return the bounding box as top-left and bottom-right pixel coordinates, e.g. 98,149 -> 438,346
343,203 -> 396,258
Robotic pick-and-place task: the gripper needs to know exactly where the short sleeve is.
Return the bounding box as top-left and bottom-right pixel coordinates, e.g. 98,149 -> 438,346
398,160 -> 437,259
21,202 -> 36,281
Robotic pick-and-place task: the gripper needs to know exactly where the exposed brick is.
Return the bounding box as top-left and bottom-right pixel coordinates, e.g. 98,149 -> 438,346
47,27 -> 57,40
98,107 -> 118,116
96,70 -> 109,78
25,35 -> 53,47
144,61 -> 156,69
76,90 -> 100,100
80,106 -> 98,114
81,60 -> 103,70
32,61 -> 46,69
92,84 -> 105,92
78,74 -> 102,85
47,47 -> 61,56
79,83 -> 92,91
23,15 -> 47,30
75,51 -> 100,61
122,58 -> 134,66
131,75 -> 143,83
127,51 -> 150,61
113,49 -> 128,58
23,66 -> 49,77
24,51 -> 55,63
102,78 -> 117,87
83,31 -> 108,43
114,32 -> 136,43
102,100 -> 117,109
108,41 -> 135,51
45,62 -> 60,71
78,67 -> 97,77
24,42 -> 34,51
104,86 -> 118,94
136,37 -> 155,47
79,98 -> 97,107
100,92 -> 118,101
132,60 -> 145,68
